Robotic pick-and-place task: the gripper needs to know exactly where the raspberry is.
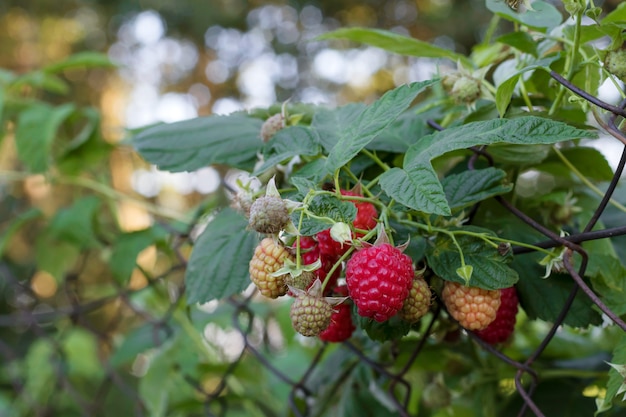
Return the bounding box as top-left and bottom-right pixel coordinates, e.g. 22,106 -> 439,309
442,73 -> 481,104
249,237 -> 293,298
441,281 -> 501,331
317,228 -> 350,257
399,277 -> 432,323
291,236 -> 341,295
319,254 -> 341,293
345,243 -> 414,322
604,48 -> 626,82
475,286 -> 518,345
248,196 -> 289,234
260,113 -> 284,142
319,302 -> 355,342
290,292 -> 334,337
340,190 -> 377,232
315,189 -> 377,258
295,236 -> 320,270
285,271 -> 316,293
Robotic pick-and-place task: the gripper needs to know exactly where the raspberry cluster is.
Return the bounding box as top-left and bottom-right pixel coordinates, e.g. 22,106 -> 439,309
246,183 -> 520,344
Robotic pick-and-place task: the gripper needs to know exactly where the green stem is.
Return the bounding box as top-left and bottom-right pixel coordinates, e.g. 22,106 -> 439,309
361,149 -> 390,172
549,8 -> 584,116
320,227 -> 378,293
173,310 -> 214,362
518,77 -> 534,110
552,146 -> 626,213
482,15 -> 501,46
401,220 -> 557,257
539,369 -> 607,380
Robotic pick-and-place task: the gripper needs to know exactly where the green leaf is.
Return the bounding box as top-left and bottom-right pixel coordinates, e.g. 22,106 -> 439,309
291,158 -> 327,182
358,313 -> 412,342
496,32 -> 539,56
425,227 -> 518,290
367,111 -> 432,153
486,0 -> 563,31
586,254 -> 626,316
379,116 -> 595,215
23,340 -> 56,405
15,103 -> 75,173
495,55 -> 561,117
110,323 -> 172,367
47,196 -> 102,248
503,378 -> 597,417
109,226 -> 169,284
133,113 -> 263,172
11,71 -> 69,94
537,146 -> 614,181
325,80 -> 437,174
488,143 -> 552,165
186,208 -> 258,304
603,2 -> 626,26
318,27 -> 472,68
254,126 -> 321,175
290,177 -> 318,196
43,52 -> 115,73
600,335 -> 626,413
312,103 -> 366,153
139,333 -> 200,417
294,194 -> 357,236
513,260 -> 602,328
61,329 -> 103,378
442,167 -> 513,211
0,208 -> 42,257
35,237 -> 81,282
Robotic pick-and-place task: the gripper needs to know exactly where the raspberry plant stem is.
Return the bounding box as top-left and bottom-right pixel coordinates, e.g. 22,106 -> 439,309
552,146 -> 626,213
361,149 -> 390,171
549,6 -> 584,116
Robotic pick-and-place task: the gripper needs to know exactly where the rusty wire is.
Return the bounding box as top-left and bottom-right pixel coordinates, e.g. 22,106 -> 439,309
0,70 -> 625,417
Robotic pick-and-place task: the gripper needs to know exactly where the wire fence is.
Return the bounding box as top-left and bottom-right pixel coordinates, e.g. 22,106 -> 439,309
1,72 -> 625,417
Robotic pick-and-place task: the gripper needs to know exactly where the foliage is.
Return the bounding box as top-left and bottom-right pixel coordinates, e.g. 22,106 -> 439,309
1,1 -> 626,416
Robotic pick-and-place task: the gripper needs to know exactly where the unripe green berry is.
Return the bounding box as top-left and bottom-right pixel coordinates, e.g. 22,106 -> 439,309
248,196 -> 289,234
451,75 -> 481,104
290,293 -> 333,337
260,113 -> 284,142
604,49 -> 626,82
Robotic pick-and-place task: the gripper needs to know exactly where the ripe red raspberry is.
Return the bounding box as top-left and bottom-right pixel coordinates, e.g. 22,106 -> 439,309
340,189 -> 378,231
298,236 -> 320,265
290,292 -> 334,337
248,196 -> 289,234
249,237 -> 293,298
441,281 -> 501,331
319,254 -> 341,293
294,236 -> 341,290
345,243 -> 414,322
319,302 -> 355,342
317,228 -> 350,257
399,277 -> 432,323
475,286 -> 518,344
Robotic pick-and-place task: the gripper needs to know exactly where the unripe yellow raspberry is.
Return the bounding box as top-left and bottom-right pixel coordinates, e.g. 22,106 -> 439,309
441,281 -> 501,331
249,237 -> 293,298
